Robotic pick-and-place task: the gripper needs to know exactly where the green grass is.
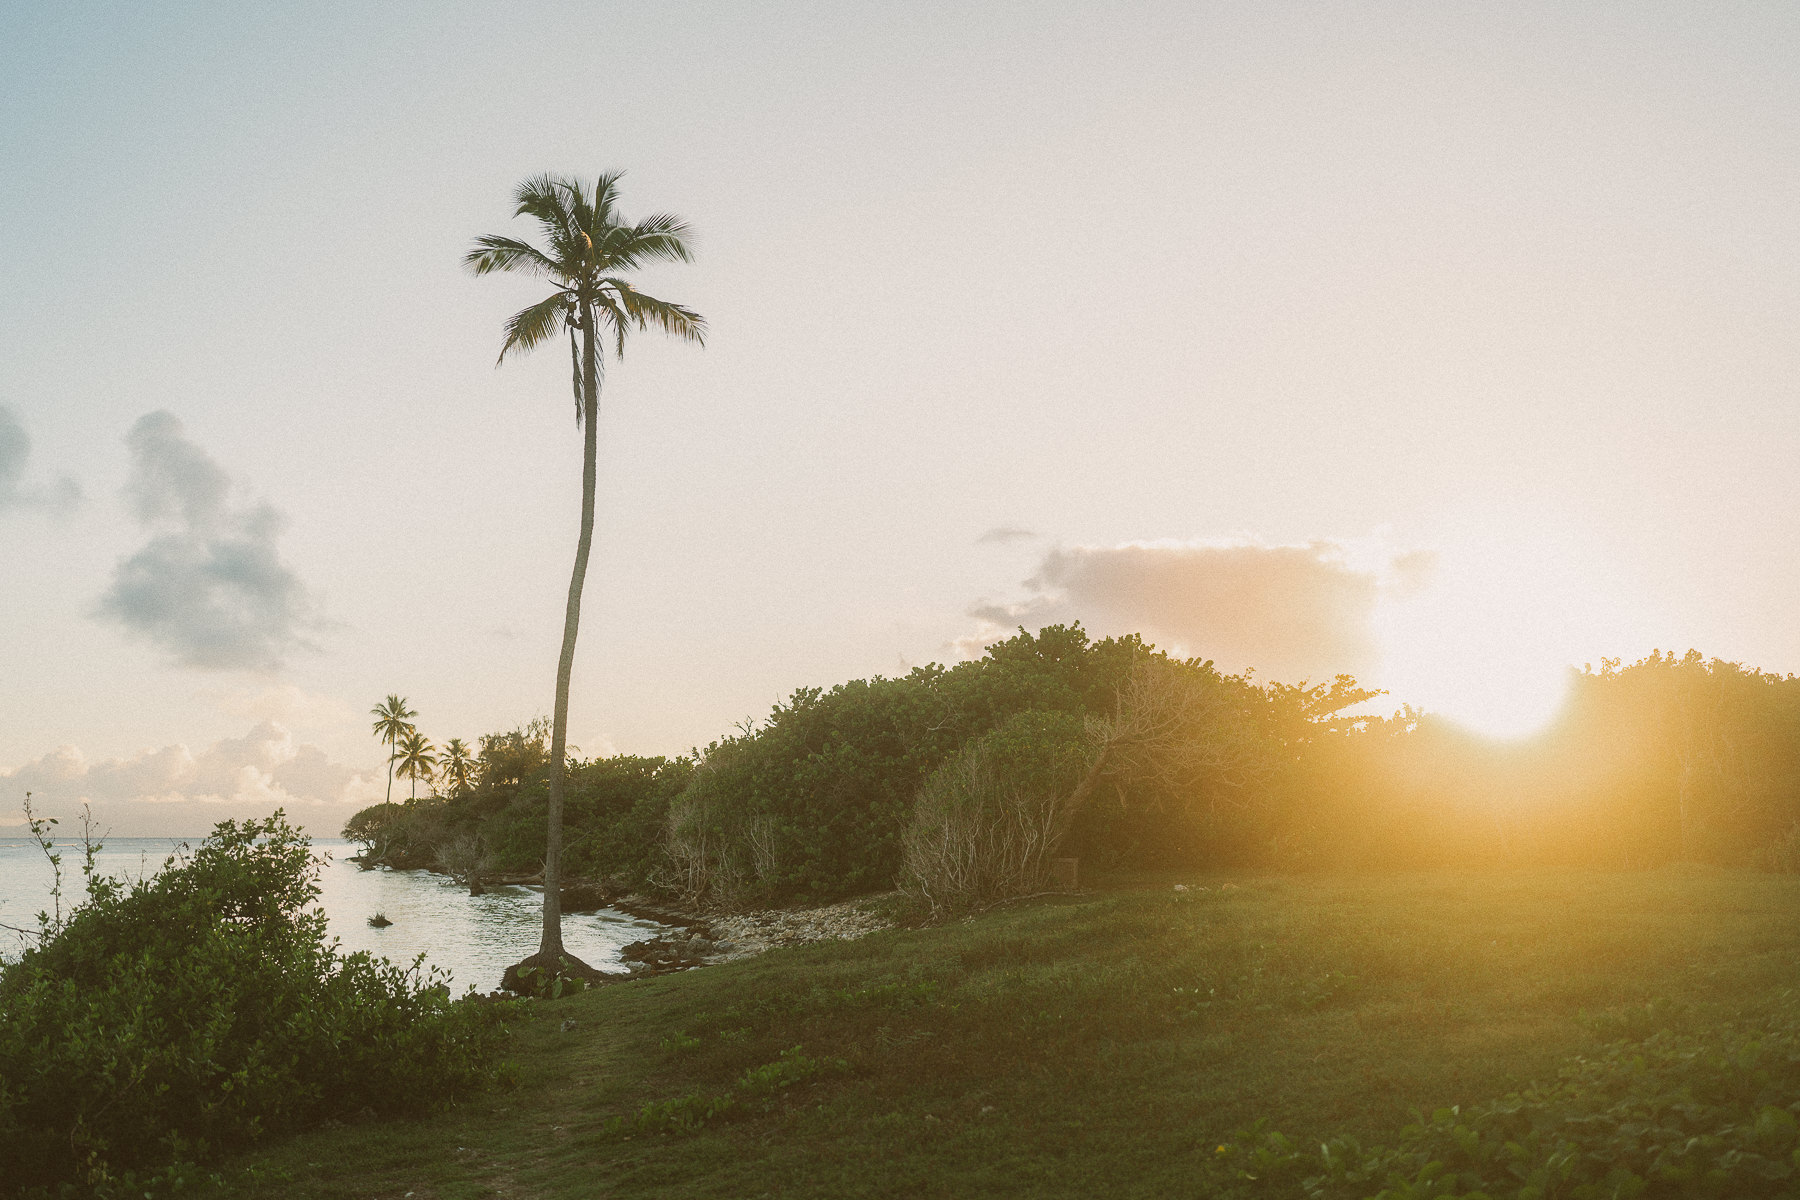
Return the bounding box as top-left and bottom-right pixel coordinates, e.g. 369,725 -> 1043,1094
216,868 -> 1800,1199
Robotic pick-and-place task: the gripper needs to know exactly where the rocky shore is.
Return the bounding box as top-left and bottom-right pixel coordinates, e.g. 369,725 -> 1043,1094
349,853 -> 898,985
611,895 -> 897,977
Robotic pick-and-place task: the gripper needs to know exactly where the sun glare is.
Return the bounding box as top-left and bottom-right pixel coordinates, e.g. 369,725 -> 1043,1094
1372,528 -> 1641,742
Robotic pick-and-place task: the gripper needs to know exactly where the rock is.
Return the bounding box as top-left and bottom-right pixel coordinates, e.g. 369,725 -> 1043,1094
619,938 -> 660,964
619,935 -> 711,974
559,881 -> 610,913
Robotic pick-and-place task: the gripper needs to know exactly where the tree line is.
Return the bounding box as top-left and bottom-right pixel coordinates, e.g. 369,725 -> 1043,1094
344,629 -> 1800,914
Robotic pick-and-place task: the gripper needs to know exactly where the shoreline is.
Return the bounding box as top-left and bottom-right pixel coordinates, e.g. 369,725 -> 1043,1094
347,853 -> 898,981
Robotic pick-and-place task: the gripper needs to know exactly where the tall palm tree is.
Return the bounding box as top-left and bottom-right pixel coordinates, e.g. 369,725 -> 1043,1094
468,173 -> 705,977
440,737 -> 475,797
393,728 -> 438,802
370,695 -> 416,804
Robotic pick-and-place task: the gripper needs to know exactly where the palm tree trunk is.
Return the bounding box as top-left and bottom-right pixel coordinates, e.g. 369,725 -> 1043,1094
385,741 -> 394,804
539,297 -> 600,960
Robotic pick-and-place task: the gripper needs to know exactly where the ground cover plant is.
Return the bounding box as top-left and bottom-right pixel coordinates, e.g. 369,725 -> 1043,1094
0,814 -> 512,1196
1221,1019 -> 1800,1197
208,866 -> 1800,1199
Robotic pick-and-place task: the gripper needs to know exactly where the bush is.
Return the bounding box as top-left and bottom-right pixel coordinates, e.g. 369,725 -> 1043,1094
656,626 -> 1158,907
663,744 -> 785,908
900,710 -> 1094,915
0,814 -> 512,1194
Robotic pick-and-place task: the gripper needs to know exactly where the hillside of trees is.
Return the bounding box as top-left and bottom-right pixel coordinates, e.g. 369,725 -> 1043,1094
345,626 -> 1800,912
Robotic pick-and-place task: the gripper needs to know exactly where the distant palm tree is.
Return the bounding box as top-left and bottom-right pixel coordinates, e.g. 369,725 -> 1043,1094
440,737 -> 475,797
468,173 -> 705,977
393,728 -> 438,803
370,695 -> 416,804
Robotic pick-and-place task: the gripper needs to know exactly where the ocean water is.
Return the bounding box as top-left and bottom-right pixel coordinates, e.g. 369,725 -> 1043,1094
0,836 -> 671,993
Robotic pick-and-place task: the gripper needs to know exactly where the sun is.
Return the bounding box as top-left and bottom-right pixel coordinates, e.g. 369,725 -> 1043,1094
1370,526 -> 1642,741
1375,618 -> 1573,740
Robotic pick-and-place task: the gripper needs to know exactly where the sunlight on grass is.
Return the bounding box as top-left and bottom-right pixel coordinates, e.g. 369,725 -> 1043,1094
215,868 -> 1800,1199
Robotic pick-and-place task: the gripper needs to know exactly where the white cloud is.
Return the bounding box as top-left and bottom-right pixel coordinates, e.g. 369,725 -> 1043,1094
96,412 -> 320,671
960,536 -> 1433,684
1,721 -> 381,837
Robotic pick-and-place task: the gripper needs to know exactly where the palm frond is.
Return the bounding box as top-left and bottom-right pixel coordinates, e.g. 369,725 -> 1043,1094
477,172 -> 705,384
464,234 -> 564,279
595,214 -> 696,271
590,171 -> 624,230
561,176 -> 596,244
593,293 -> 629,359
370,695 -> 416,741
593,221 -> 636,268
604,279 -> 708,347
630,213 -> 698,263
514,173 -> 581,258
497,292 -> 570,365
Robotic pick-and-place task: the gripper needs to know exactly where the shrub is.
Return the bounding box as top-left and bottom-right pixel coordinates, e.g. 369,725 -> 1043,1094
0,814 -> 511,1194
436,829 -> 495,894
900,710 -> 1094,915
341,800 -> 408,858
662,745 -> 785,908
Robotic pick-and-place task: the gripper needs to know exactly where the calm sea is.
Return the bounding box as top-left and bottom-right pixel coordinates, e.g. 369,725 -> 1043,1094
0,836 -> 671,993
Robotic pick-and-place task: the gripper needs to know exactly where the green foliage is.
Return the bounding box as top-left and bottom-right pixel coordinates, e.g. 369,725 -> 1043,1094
201,868 -> 1800,1199
508,957 -> 592,1000
392,727 -> 438,801
602,1045 -> 848,1138
349,637 -> 1800,912
343,732 -> 690,884
342,800 -> 407,856
1222,1021 -> 1800,1199
0,814 -> 513,1194
614,1089 -> 737,1135
662,626 -> 1157,905
345,626 -> 1374,910
1285,651 -> 1800,871
900,709 -> 1094,914
735,1045 -> 849,1095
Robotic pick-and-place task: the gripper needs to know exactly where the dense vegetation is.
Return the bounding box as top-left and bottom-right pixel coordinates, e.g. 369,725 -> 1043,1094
209,868 -> 1800,1198
0,814 -> 511,1197
348,627 -> 1800,912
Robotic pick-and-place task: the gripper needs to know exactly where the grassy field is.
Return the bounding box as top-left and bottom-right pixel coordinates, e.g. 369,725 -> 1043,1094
217,868 -> 1800,1199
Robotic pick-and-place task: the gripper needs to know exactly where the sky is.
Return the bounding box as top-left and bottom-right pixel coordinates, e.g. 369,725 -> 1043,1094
4,1 -> 1799,836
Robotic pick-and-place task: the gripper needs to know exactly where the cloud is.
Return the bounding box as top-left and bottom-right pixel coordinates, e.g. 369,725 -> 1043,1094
959,537 -> 1432,683
96,412 -> 319,671
976,525 -> 1038,545
0,405 -> 81,516
0,721 -> 381,837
